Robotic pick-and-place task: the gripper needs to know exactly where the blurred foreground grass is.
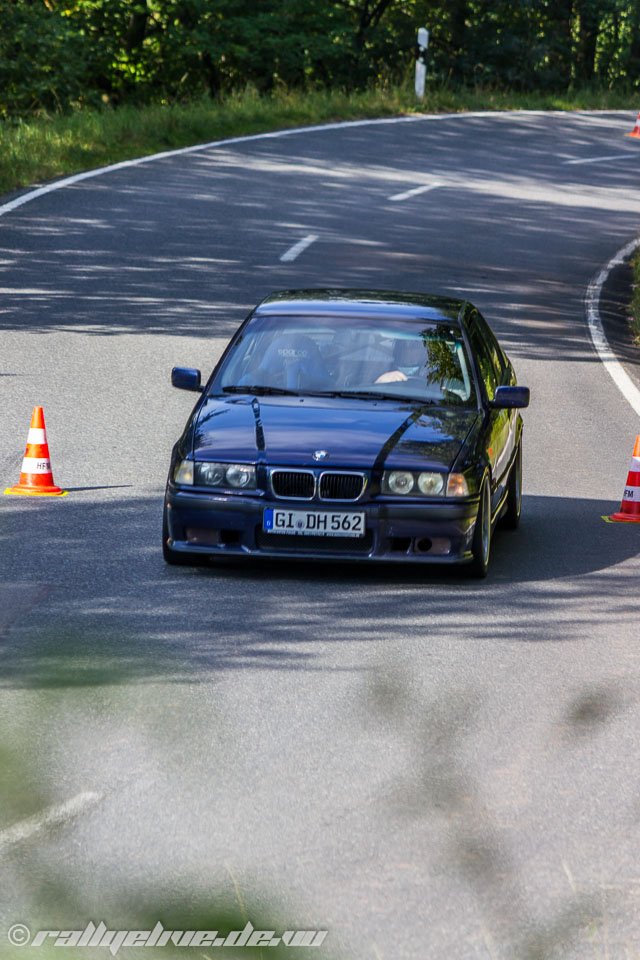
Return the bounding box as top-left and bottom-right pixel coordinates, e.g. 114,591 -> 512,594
0,681 -> 334,960
0,631 -> 631,960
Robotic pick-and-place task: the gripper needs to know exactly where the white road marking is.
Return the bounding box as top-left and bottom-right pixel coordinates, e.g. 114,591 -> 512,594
585,237 -> 640,418
564,152 -> 639,165
388,183 -> 440,202
0,791 -> 101,852
279,234 -> 318,263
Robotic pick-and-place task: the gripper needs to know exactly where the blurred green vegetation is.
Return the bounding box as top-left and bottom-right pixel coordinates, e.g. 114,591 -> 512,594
2,1 -> 639,195
2,1 -> 640,120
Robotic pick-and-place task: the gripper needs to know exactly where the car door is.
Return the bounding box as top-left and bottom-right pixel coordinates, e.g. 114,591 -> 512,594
467,310 -> 513,511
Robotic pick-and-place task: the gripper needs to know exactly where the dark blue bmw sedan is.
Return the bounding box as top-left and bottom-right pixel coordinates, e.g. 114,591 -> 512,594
163,290 -> 529,576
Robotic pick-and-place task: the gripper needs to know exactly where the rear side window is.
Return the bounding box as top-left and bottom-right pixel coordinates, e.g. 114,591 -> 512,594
468,316 -> 500,401
473,310 -> 507,380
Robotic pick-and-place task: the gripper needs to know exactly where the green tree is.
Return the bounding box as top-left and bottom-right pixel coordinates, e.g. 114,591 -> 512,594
2,0 -> 640,119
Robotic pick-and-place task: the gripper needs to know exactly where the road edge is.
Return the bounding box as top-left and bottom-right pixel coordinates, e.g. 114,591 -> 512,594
586,238 -> 640,418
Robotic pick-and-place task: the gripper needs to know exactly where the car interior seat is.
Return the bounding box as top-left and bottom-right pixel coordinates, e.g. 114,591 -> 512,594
257,333 -> 329,391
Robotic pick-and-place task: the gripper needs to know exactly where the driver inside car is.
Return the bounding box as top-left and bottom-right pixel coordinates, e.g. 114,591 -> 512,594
375,336 -> 427,383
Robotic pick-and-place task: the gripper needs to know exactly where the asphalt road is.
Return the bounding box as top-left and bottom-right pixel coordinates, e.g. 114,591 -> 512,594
1,110 -> 640,960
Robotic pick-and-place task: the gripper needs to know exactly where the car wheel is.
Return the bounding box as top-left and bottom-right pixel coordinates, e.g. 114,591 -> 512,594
500,440 -> 522,531
162,509 -> 208,567
468,477 -> 491,579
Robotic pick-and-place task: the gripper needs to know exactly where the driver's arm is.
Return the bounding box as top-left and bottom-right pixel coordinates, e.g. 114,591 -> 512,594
375,370 -> 408,383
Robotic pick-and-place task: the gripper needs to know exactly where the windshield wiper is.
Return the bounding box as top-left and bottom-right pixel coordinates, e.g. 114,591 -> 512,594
311,389 -> 436,404
221,385 -> 300,396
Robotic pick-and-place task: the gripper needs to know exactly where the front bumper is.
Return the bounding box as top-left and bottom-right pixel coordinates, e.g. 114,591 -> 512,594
164,485 -> 481,565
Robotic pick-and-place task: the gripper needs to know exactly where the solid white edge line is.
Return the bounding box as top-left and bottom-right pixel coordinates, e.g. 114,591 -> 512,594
388,183 -> 440,202
585,237 -> 640,418
0,791 -> 101,852
2,107 -> 638,417
564,152 -> 639,165
279,234 -> 318,263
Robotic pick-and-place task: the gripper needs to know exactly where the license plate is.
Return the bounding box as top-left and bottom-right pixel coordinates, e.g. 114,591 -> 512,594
263,508 -> 366,538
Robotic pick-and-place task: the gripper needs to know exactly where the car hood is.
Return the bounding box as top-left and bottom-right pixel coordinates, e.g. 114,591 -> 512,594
191,395 -> 479,471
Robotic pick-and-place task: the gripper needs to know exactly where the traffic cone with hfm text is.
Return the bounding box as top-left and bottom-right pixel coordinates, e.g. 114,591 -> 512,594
607,436 -> 640,522
4,406 -> 67,496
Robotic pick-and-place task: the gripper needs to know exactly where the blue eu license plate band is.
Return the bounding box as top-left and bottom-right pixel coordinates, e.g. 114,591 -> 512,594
263,508 -> 366,538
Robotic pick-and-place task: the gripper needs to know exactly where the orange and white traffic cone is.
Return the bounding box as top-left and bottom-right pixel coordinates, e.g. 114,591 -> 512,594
4,406 -> 67,497
626,113 -> 640,139
607,436 -> 640,522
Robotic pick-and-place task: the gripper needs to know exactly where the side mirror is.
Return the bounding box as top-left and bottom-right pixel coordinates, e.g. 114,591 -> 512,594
171,367 -> 202,392
491,385 -> 530,409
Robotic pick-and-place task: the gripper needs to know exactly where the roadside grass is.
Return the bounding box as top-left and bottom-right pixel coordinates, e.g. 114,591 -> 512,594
0,83 -> 636,196
630,251 -> 640,344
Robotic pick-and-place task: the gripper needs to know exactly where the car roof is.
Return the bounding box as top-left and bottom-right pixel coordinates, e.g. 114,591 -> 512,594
254,289 -> 467,324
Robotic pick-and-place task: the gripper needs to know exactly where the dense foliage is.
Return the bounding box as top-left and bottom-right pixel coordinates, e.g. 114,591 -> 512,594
2,0 -> 640,118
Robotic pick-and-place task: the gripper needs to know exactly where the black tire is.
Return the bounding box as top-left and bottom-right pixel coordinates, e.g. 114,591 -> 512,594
500,440 -> 522,531
468,477 -> 491,579
162,509 -> 209,567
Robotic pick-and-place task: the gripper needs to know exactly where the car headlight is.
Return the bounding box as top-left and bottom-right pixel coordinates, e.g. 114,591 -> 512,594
224,464 -> 256,489
383,469 -> 446,496
386,470 -> 415,495
196,462 -> 227,486
173,460 -> 257,490
382,469 -> 471,497
417,471 -> 444,495
194,461 -> 257,490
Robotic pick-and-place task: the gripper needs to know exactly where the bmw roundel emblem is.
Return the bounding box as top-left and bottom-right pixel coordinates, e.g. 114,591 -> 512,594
313,450 -> 329,461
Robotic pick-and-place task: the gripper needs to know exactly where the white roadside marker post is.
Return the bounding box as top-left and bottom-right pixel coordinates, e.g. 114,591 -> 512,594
415,27 -> 429,99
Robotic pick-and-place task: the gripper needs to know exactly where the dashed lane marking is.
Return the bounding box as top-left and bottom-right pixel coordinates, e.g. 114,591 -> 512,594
388,183 -> 440,202
279,234 -> 318,263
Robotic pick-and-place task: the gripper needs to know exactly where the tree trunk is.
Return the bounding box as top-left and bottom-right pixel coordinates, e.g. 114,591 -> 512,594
450,0 -> 468,82
575,0 -> 599,84
202,50 -> 222,100
547,0 -> 574,88
125,1 -> 149,52
354,0 -> 395,52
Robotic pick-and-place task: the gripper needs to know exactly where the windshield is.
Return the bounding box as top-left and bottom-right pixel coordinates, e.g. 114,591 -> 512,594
211,315 -> 477,406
